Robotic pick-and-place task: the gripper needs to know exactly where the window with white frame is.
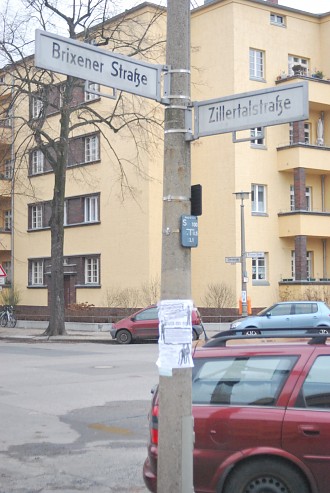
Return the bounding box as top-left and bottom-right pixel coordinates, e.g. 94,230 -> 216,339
290,185 -> 311,211
31,260 -> 44,285
249,49 -> 264,79
252,255 -> 266,281
288,56 -> 309,76
4,210 -> 11,231
85,257 -> 99,284
251,184 -> 266,213
31,205 -> 43,229
4,160 -> 13,179
85,135 -> 99,162
270,13 -> 285,26
291,251 -> 313,279
32,96 -> 44,119
31,150 -> 44,175
250,127 -> 265,146
85,83 -> 100,101
84,196 -> 99,222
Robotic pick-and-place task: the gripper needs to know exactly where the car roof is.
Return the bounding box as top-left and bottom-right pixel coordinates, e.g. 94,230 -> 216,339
193,333 -> 330,358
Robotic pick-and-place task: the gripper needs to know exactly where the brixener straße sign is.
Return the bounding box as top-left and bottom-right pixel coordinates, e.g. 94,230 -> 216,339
193,82 -> 308,139
35,30 -> 164,101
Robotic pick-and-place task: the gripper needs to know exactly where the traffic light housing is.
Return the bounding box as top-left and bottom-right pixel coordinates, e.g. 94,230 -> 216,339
191,184 -> 202,216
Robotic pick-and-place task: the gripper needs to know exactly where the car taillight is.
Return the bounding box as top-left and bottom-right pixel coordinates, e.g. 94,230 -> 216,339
150,405 -> 159,445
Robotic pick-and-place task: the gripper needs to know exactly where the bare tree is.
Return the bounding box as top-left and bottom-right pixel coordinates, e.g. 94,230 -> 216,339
0,0 -> 165,335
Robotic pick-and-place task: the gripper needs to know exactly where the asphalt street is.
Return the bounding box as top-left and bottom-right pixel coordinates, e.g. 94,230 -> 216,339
0,340 -> 159,493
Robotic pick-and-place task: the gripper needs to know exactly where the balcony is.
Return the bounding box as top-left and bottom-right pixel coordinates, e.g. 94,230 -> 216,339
278,210 -> 330,238
277,144 -> 330,174
276,74 -> 330,110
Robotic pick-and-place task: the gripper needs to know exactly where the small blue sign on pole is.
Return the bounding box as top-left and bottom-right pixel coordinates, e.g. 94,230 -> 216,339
181,215 -> 198,248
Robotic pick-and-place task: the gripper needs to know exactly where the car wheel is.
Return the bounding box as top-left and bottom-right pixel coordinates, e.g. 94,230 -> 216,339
116,329 -> 132,345
192,329 -> 199,341
242,328 -> 260,335
318,327 -> 329,334
223,458 -> 309,493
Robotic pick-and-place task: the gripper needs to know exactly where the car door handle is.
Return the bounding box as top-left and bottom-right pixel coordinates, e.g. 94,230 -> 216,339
299,425 -> 320,436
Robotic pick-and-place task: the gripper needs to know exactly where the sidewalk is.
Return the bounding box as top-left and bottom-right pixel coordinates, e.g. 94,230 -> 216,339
0,322 -> 227,343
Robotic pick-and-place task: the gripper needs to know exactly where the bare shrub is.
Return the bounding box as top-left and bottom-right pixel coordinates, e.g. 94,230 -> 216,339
105,286 -> 140,308
203,282 -> 235,308
140,276 -> 160,306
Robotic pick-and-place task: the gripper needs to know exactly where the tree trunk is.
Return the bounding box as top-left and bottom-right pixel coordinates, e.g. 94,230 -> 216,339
44,77 -> 73,336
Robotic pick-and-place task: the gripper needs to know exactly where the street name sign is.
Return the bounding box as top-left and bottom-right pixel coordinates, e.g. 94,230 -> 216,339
225,256 -> 241,263
193,82 -> 308,139
246,251 -> 264,258
35,30 -> 164,101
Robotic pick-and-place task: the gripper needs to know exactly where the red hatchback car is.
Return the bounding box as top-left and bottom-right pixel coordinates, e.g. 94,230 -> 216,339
110,305 -> 204,344
143,333 -> 330,493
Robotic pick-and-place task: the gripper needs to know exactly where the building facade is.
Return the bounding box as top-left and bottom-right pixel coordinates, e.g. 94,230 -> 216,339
1,0 -> 330,311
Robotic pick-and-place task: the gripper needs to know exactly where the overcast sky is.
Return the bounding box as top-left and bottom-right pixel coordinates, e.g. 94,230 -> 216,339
119,1 -> 328,14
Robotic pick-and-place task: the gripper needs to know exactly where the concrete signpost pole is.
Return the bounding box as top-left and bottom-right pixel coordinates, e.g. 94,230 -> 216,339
157,0 -> 194,492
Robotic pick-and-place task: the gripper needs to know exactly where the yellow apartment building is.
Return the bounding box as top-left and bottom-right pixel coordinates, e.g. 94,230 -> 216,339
1,0 -> 330,312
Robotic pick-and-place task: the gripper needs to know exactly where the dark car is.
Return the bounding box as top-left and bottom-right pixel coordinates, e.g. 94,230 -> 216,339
110,305 -> 204,344
143,332 -> 330,493
230,300 -> 330,335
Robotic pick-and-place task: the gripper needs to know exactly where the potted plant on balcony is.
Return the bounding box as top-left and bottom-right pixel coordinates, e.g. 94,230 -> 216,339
292,64 -> 303,75
312,70 -> 324,79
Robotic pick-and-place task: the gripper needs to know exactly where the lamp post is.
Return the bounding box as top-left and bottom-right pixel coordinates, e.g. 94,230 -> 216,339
233,191 -> 250,317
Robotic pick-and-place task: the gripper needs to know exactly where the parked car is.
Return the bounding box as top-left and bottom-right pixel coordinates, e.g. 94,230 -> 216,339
110,305 -> 204,344
230,300 -> 330,334
143,332 -> 330,493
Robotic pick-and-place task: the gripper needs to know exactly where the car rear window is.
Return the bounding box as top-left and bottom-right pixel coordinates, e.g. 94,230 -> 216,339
192,355 -> 297,406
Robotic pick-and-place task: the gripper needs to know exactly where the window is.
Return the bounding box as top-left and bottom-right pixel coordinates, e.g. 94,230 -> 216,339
85,257 -> 99,284
249,49 -> 264,79
270,13 -> 285,26
32,96 -> 44,119
293,302 -> 317,315
296,356 -> 330,409
31,260 -> 44,285
291,251 -> 313,278
267,303 -> 292,316
251,184 -> 266,213
288,55 -> 309,76
31,205 -> 43,229
250,127 -> 265,146
192,355 -> 296,406
85,83 -> 100,101
290,185 -> 312,211
4,210 -> 11,231
289,122 -> 310,145
31,150 -> 44,175
4,160 -> 13,179
84,196 -> 99,222
252,255 -> 266,281
64,194 -> 100,225
85,135 -> 99,162
135,307 -> 159,321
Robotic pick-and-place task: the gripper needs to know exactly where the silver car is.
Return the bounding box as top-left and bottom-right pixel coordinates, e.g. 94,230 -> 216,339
230,301 -> 330,335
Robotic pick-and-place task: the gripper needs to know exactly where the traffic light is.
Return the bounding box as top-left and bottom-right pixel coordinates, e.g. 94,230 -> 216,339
191,184 -> 202,216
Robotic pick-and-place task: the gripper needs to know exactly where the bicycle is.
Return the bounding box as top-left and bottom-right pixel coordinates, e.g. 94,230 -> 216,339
0,305 -> 17,328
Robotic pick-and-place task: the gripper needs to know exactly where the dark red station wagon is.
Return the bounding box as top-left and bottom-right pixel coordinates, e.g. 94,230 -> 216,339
143,333 -> 330,493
